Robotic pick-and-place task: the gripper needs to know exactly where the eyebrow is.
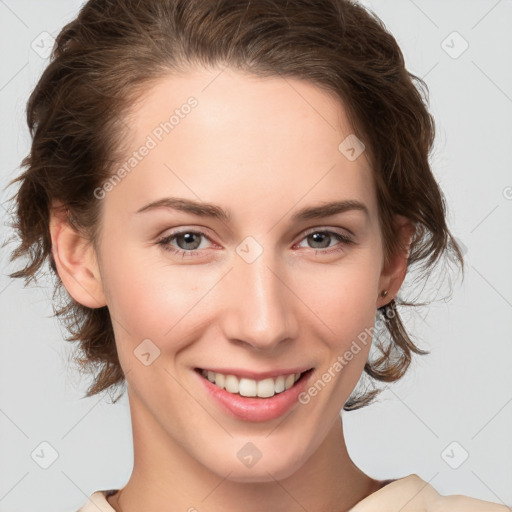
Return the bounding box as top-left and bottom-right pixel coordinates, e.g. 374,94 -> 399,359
135,197 -> 369,222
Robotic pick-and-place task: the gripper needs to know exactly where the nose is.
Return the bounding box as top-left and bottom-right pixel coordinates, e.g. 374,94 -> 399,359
220,245 -> 299,352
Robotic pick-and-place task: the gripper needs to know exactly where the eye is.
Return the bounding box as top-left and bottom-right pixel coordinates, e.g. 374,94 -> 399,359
156,227 -> 355,259
295,229 -> 355,255
157,230 -> 213,258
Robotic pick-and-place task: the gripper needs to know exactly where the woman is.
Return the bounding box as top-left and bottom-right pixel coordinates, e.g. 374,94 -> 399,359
6,0 -> 509,510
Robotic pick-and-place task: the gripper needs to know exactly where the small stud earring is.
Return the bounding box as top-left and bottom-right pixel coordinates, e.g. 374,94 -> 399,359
380,290 -> 388,298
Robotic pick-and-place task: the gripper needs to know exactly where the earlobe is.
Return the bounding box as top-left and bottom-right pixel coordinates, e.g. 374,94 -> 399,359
376,215 -> 415,309
49,202 -> 107,309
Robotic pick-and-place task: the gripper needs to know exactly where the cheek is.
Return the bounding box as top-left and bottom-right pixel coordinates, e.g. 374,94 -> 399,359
297,254 -> 381,330
295,255 -> 380,382
100,247 -> 219,360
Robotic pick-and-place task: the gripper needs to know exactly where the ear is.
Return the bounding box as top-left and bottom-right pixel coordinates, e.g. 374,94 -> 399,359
376,214 -> 415,309
49,201 -> 107,308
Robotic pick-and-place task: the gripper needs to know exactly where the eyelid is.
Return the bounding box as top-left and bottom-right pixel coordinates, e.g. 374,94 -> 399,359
156,225 -> 216,243
297,226 -> 355,242
157,225 -> 354,246
157,225 -> 356,260
156,228 -> 217,249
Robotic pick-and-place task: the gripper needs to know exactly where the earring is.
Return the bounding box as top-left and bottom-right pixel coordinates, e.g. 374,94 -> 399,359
380,290 -> 388,298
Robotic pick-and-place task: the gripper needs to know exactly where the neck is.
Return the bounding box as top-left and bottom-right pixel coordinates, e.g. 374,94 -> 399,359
108,389 -> 381,512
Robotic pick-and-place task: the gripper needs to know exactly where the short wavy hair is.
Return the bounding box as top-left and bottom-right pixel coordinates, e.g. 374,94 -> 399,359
4,0 -> 464,410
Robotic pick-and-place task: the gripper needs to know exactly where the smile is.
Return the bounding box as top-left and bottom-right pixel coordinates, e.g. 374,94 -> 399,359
198,368 -> 312,398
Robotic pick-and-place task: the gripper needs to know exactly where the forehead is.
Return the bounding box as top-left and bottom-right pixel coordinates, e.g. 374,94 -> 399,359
106,67 -> 377,226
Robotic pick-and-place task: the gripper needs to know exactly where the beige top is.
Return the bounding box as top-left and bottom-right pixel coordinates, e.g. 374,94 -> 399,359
77,474 -> 510,511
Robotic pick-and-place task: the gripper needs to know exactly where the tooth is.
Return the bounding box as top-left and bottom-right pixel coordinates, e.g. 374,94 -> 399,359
202,369 -> 306,396
224,374 -> 240,394
239,378 -> 257,397
215,373 -> 225,389
284,374 -> 295,389
257,378 -> 275,398
274,375 -> 285,393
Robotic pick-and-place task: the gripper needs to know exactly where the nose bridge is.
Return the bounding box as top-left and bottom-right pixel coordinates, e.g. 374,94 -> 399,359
223,241 -> 296,350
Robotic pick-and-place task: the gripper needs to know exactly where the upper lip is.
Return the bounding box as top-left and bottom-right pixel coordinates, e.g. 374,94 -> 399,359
196,367 -> 313,380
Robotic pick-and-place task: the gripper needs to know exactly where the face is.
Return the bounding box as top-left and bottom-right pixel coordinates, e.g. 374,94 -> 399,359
78,67 -> 406,481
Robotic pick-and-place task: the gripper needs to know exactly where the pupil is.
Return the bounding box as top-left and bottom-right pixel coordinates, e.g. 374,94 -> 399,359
180,233 -> 200,250
310,232 -> 329,248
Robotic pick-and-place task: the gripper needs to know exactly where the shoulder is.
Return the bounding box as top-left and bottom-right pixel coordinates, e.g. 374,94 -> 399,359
76,480 -> 511,512
76,490 -> 117,512
434,493 -> 511,511
349,474 -> 510,512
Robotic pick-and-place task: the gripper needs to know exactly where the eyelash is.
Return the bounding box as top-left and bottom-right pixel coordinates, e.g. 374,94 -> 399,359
156,228 -> 355,258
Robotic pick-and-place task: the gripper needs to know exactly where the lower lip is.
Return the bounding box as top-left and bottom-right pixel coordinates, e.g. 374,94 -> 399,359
195,369 -> 313,422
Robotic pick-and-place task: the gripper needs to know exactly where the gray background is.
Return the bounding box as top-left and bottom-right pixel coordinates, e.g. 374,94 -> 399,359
1,1 -> 511,510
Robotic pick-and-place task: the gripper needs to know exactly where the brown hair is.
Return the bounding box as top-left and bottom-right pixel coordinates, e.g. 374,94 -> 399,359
4,0 -> 464,410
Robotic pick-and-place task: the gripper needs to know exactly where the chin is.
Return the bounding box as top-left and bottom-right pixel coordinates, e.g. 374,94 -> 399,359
204,444 -> 308,483
223,464 -> 301,484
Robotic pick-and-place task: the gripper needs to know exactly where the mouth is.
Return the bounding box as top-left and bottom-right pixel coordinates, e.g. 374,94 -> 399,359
195,368 -> 314,399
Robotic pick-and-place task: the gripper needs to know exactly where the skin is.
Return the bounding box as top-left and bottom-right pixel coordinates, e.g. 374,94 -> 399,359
49,66 -> 413,512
